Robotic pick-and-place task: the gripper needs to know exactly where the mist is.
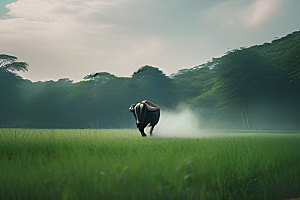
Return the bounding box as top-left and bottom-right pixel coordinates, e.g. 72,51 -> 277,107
148,105 -> 204,138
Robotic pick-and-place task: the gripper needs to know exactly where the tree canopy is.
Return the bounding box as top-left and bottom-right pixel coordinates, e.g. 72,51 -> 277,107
1,30 -> 300,129
0,54 -> 28,73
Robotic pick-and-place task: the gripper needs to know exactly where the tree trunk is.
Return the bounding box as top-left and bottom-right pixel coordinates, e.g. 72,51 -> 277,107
238,101 -> 246,129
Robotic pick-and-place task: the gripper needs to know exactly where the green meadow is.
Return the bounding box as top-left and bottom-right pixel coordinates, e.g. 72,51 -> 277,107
0,129 -> 300,200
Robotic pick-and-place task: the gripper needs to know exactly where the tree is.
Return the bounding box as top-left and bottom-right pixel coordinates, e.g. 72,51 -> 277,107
0,54 -> 29,127
0,54 -> 28,73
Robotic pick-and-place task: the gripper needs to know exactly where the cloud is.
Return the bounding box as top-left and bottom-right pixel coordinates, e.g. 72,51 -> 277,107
244,0 -> 280,27
0,0 -> 299,82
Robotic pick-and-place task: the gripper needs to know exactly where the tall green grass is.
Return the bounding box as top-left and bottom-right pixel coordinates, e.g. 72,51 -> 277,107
0,129 -> 299,200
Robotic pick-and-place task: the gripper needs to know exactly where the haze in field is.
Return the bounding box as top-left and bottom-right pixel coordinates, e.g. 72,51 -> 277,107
149,106 -> 202,138
1,0 -> 300,82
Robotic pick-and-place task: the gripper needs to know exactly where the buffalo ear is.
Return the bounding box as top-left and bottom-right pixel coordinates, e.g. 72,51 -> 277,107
129,104 -> 136,111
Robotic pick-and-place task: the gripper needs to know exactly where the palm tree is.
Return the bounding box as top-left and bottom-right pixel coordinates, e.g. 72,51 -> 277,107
0,54 -> 28,73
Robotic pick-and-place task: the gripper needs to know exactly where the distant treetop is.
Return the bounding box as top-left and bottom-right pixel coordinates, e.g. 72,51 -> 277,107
0,54 -> 29,74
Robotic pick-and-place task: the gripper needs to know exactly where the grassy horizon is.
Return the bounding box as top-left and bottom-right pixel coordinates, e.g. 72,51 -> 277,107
1,128 -> 300,200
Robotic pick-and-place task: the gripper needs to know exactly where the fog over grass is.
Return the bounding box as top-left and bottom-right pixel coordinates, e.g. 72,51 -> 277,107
148,105 -> 204,138
149,106 -> 271,138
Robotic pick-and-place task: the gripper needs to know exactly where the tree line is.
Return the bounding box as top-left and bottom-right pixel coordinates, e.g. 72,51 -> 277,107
1,30 -> 300,129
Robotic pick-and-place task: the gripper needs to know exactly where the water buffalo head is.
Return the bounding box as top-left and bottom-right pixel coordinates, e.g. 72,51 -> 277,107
129,104 -> 136,112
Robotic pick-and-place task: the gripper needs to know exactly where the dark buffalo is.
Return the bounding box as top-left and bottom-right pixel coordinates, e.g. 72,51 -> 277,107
129,100 -> 160,137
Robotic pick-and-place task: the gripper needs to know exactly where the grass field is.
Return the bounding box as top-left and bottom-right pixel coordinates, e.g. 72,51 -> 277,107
0,128 -> 300,200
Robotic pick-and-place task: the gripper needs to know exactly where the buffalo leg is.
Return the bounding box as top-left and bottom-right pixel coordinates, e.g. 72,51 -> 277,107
139,126 -> 147,137
134,104 -> 141,127
150,125 -> 155,136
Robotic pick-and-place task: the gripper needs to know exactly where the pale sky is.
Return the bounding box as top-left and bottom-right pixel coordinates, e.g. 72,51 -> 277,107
0,0 -> 299,82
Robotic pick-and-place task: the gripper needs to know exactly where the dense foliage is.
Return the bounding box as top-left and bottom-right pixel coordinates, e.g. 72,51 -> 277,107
0,30 -> 300,129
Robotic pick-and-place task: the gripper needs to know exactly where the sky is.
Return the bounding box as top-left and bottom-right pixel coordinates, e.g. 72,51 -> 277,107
0,0 -> 299,82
